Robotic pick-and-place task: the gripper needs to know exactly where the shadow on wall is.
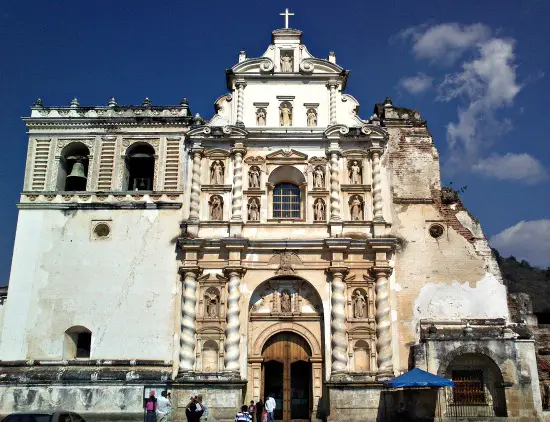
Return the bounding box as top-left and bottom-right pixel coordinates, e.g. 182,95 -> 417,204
377,389 -> 439,422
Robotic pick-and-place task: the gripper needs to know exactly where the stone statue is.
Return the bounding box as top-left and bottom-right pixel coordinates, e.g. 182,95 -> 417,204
280,104 -> 292,126
314,198 -> 326,221
307,109 -> 317,127
313,166 -> 324,189
349,161 -> 362,184
353,290 -> 366,319
211,160 -> 224,185
281,53 -> 293,73
248,166 -> 260,188
281,291 -> 291,312
206,290 -> 219,318
256,108 -> 266,126
248,198 -> 260,221
350,196 -> 363,220
210,195 -> 223,220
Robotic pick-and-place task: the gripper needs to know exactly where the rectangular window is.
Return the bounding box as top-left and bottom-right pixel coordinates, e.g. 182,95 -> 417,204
76,333 -> 91,358
273,183 -> 300,219
452,370 -> 485,404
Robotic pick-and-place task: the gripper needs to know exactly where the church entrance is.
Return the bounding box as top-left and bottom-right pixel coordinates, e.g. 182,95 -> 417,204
262,332 -> 312,422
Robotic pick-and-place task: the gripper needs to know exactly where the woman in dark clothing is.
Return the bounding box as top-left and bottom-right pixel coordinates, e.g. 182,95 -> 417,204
255,399 -> 264,422
186,399 -> 204,422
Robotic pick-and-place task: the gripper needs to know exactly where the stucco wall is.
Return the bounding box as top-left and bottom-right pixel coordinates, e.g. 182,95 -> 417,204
0,208 -> 181,361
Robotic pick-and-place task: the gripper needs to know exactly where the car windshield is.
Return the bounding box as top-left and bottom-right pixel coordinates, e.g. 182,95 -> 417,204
3,415 -> 52,422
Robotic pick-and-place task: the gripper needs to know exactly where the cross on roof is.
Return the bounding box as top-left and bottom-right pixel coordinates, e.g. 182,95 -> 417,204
279,8 -> 295,29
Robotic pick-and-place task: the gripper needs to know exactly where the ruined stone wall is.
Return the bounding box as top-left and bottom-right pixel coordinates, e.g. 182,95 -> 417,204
385,125 -> 509,371
0,208 -> 181,361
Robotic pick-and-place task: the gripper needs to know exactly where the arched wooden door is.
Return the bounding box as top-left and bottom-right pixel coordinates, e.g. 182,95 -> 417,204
262,332 -> 312,422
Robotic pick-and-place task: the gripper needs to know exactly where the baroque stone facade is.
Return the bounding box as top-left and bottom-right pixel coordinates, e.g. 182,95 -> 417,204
0,22 -> 543,422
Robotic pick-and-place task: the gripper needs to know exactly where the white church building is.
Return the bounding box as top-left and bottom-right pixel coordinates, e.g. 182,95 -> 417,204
0,12 -> 543,421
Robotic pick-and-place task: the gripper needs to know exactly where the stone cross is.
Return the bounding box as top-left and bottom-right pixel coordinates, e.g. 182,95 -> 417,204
279,8 -> 294,29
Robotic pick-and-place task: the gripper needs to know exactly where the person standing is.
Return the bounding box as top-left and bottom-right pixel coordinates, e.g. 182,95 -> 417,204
264,395 -> 276,422
144,390 -> 158,422
235,404 -> 252,422
254,399 -> 263,422
248,400 -> 255,420
156,391 -> 171,422
197,395 -> 209,421
186,397 -> 204,422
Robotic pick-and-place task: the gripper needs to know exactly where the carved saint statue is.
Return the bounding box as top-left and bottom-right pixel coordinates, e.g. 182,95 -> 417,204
248,166 -> 260,188
314,198 -> 326,221
248,198 -> 260,221
307,109 -> 317,127
206,291 -> 219,318
349,161 -> 362,184
353,290 -> 367,319
280,104 -> 292,127
281,291 -> 291,313
256,108 -> 266,126
281,53 -> 293,73
350,196 -> 363,221
211,160 -> 224,185
313,166 -> 324,189
210,195 -> 223,220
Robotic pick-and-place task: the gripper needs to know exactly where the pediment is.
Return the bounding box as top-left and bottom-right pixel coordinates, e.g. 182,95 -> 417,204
266,149 -> 308,161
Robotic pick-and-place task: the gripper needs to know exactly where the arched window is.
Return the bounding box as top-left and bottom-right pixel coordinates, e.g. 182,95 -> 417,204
273,183 -> 300,219
124,143 -> 155,191
64,326 -> 91,359
58,143 -> 90,191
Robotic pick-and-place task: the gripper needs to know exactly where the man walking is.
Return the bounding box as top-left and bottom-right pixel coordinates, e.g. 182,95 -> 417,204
156,391 -> 171,422
264,395 -> 276,422
197,395 -> 209,421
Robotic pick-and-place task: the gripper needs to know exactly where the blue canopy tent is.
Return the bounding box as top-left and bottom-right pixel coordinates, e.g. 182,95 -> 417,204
381,369 -> 454,421
385,368 -> 454,388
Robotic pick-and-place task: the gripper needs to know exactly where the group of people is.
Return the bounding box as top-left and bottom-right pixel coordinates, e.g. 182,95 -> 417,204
144,390 -> 278,422
235,395 -> 276,422
143,391 -> 209,422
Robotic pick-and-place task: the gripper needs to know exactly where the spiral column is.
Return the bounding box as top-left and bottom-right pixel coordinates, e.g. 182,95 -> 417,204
374,268 -> 393,371
230,147 -> 245,222
236,82 -> 246,125
371,149 -> 383,221
189,149 -> 202,222
224,268 -> 245,372
179,269 -> 199,372
330,269 -> 348,373
328,83 -> 337,125
328,151 -> 342,221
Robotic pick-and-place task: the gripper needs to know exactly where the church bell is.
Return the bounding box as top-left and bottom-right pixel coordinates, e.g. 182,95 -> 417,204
67,161 -> 87,181
66,160 -> 87,191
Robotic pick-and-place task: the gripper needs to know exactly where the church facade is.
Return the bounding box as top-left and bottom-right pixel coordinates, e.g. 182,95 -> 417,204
0,22 -> 543,421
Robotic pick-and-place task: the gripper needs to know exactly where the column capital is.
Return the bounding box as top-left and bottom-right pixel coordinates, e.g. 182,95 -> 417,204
191,147 -> 204,157
178,266 -> 201,276
372,266 -> 392,276
326,81 -> 339,89
235,80 -> 247,88
326,148 -> 342,158
327,266 -> 349,276
230,146 -> 247,157
224,266 -> 247,277
369,147 -> 383,157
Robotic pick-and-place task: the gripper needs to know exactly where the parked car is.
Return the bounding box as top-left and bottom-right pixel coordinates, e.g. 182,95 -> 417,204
1,412 -> 85,422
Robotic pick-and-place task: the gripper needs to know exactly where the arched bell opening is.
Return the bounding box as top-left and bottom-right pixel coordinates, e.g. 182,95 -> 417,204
57,142 -> 90,191
124,143 -> 155,191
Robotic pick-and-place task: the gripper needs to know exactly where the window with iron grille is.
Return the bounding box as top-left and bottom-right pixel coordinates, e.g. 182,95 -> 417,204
273,183 -> 300,218
452,370 -> 486,404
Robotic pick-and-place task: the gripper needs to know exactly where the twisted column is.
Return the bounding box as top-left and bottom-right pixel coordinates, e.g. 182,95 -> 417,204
330,269 -> 347,373
224,268 -> 245,372
189,149 -> 202,221
329,151 -> 342,221
371,149 -> 383,221
328,83 -> 337,125
374,269 -> 393,371
236,82 -> 246,125
179,269 -> 199,372
231,148 -> 245,222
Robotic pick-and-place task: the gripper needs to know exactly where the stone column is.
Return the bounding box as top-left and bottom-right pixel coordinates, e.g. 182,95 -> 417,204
236,81 -> 246,126
328,82 -> 337,125
189,148 -> 203,222
370,149 -> 384,222
224,267 -> 246,372
329,268 -> 348,374
179,268 -> 200,372
230,145 -> 246,222
327,150 -> 342,221
374,268 -> 393,372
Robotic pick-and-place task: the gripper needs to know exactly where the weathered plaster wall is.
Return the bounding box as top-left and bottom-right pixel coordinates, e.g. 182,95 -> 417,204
0,208 -> 181,361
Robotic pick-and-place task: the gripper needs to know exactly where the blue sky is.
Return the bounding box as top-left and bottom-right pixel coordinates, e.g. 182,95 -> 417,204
0,0 -> 549,285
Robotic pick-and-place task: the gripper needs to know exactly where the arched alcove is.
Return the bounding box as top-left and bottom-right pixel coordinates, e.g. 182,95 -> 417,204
57,142 -> 90,191
124,143 -> 155,191
267,166 -> 306,220
64,325 -> 92,359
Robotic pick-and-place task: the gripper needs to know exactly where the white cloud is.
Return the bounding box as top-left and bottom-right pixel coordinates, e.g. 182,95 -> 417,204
490,220 -> 550,268
473,153 -> 548,184
398,23 -> 491,63
399,73 -> 433,94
